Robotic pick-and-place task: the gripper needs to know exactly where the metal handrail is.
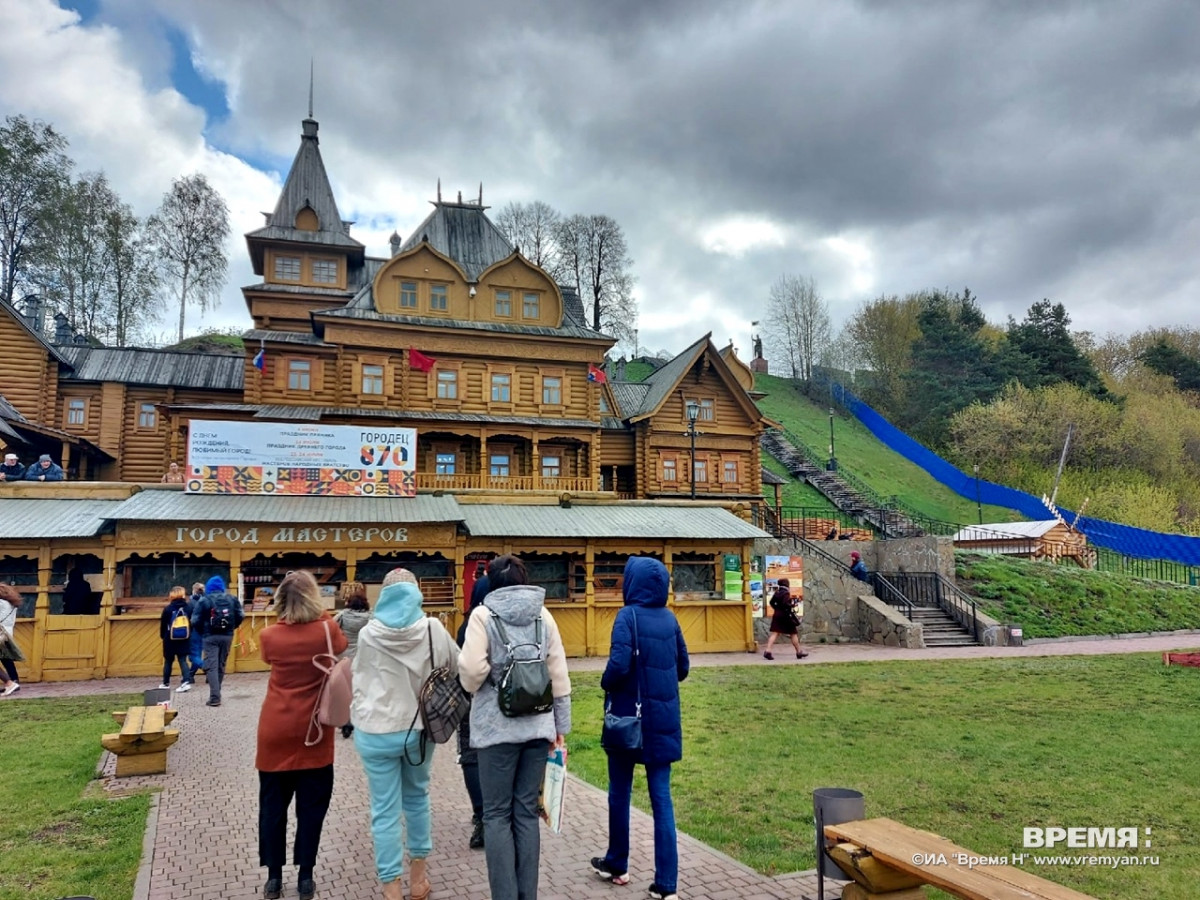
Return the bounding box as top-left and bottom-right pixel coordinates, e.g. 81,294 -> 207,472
753,505 -> 846,569
870,572 -> 913,619
934,573 -> 981,642
878,571 -> 981,643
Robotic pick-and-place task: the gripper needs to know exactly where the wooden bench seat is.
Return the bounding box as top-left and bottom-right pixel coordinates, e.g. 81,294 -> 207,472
100,705 -> 180,777
824,817 -> 1097,900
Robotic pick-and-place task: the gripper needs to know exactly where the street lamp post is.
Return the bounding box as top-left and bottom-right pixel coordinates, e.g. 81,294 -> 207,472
686,399 -> 701,500
827,408 -> 837,472
974,463 -> 983,525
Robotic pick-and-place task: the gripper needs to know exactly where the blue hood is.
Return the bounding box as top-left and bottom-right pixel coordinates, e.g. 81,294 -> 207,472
205,576 -> 226,594
622,556 -> 669,609
374,580 -> 424,629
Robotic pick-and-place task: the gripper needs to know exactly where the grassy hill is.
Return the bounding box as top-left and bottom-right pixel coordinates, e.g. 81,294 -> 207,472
754,373 -> 1015,525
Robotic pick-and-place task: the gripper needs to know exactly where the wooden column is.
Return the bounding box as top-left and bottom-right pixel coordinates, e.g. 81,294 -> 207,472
29,543 -> 52,683
94,541 -> 117,677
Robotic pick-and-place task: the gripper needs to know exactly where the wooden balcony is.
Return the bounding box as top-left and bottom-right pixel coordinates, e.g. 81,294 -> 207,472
414,473 -> 597,492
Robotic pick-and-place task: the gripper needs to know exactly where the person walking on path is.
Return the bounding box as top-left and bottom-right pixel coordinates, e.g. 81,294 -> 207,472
158,586 -> 195,691
333,581 -> 371,739
456,572 -> 491,851
459,554 -> 572,900
849,551 -> 870,582
191,575 -> 244,707
763,578 -> 807,660
351,568 -> 459,900
591,556 -> 690,900
256,570 -> 348,900
187,582 -> 206,677
0,583 -> 24,696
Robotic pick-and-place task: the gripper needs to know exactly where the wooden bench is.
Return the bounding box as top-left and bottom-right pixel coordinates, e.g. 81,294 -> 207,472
824,817 -> 1097,900
100,706 -> 180,777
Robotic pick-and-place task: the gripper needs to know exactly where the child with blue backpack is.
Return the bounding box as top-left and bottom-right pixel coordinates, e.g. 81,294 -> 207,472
159,586 -> 195,691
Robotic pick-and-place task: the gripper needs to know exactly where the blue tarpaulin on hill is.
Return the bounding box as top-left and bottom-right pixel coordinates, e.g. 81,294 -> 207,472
843,390 -> 1200,565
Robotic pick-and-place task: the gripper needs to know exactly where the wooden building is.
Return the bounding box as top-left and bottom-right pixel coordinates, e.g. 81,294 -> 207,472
953,521 -> 1091,567
0,112 -> 775,678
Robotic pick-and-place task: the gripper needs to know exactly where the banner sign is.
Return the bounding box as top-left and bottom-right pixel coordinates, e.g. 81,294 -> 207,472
186,420 -> 417,496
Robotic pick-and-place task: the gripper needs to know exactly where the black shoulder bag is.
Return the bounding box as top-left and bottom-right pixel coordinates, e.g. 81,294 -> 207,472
600,609 -> 642,751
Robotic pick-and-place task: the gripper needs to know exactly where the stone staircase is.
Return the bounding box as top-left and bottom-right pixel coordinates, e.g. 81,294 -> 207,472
761,430 -> 924,537
909,606 -> 978,647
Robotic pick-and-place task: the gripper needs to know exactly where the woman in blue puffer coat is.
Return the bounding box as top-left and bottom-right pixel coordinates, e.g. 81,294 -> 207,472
591,556 -> 690,900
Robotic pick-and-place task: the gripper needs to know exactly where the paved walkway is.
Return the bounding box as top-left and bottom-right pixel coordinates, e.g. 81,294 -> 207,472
11,632 -> 1197,900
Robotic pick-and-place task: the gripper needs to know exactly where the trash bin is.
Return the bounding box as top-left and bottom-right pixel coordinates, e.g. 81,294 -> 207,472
1006,625 -> 1024,647
826,458 -> 838,472
143,687 -> 171,708
813,787 -> 865,883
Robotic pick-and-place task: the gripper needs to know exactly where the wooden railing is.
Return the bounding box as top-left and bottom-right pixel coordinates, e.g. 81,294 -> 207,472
414,473 -> 596,492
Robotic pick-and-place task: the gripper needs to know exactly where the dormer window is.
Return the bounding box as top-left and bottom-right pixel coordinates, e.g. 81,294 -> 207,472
274,256 -> 301,282
399,282 -> 418,309
495,290 -> 512,317
311,258 -> 338,284
430,284 -> 448,311
522,292 -> 540,319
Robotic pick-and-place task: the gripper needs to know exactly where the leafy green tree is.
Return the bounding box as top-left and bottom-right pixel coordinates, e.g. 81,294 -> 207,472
899,289 -> 1004,446
1138,339 -> 1200,392
147,174 -> 230,342
103,201 -> 160,346
845,292 -> 923,415
1007,300 -> 1109,398
0,115 -> 72,308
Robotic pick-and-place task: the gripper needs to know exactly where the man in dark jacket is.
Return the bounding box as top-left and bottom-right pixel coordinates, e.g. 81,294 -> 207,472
0,453 -> 25,481
24,454 -> 64,481
592,556 -> 689,900
190,575 -> 244,707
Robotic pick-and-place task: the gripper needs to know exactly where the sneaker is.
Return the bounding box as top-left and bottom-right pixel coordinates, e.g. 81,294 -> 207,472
592,857 -> 630,885
205,698 -> 221,707
176,682 -> 192,693
157,683 -> 170,690
763,652 -> 774,660
469,815 -> 485,849
648,884 -> 678,900
2,682 -> 18,696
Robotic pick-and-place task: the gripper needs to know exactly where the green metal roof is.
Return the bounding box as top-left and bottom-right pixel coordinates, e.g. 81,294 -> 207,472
460,503 -> 768,540
106,491 -> 464,524
0,498 -> 122,538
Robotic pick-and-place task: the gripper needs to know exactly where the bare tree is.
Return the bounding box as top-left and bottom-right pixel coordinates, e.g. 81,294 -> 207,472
0,115 -> 72,307
555,213 -> 637,343
147,174 -> 230,342
764,274 -> 830,382
494,200 -> 562,273
103,202 -> 160,346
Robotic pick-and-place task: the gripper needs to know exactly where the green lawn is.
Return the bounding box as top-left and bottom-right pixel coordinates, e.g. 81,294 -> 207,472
957,552 -> 1200,638
755,374 -> 1015,525
0,694 -> 149,900
569,657 -> 1200,899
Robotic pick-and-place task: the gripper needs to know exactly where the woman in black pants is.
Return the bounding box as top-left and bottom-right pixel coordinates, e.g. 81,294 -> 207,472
457,572 -> 491,849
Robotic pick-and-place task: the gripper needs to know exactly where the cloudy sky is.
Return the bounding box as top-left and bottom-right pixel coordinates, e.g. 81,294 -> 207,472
3,0 -> 1199,358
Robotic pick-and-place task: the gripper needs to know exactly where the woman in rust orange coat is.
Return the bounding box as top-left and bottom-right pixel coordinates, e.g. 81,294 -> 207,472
256,570 -> 347,900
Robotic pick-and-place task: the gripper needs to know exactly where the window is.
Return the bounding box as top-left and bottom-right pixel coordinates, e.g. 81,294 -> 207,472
435,453 -> 457,475
430,284 -> 448,311
361,364 -> 384,395
599,394 -> 609,413
522,292 -> 539,318
138,403 -> 157,428
490,453 -> 510,477
491,373 -> 511,402
693,458 -> 708,484
495,290 -> 512,317
311,259 -> 338,284
662,457 -> 677,482
274,256 -> 301,281
542,375 -> 561,405
436,370 -> 458,399
288,359 -> 311,391
399,281 -> 418,309
723,460 -> 739,483
699,399 -> 714,421
541,455 -> 561,478
67,398 -> 86,425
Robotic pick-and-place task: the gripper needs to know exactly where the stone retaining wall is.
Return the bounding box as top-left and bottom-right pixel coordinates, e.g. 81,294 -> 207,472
858,594 -> 925,648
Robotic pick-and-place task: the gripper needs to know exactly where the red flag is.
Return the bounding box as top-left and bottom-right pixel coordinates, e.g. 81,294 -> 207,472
587,363 -> 608,384
409,348 -> 437,372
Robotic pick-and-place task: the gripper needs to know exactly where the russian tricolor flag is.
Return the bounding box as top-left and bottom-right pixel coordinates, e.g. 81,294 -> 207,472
253,343 -> 265,373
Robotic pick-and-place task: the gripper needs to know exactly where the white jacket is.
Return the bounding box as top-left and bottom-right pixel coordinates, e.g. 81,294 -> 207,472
351,615 -> 459,735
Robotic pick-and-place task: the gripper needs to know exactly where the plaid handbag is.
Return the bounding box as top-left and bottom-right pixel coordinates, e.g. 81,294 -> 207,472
405,619 -> 471,763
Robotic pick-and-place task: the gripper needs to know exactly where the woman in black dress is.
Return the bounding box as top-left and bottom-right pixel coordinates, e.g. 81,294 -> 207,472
763,578 -> 807,660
